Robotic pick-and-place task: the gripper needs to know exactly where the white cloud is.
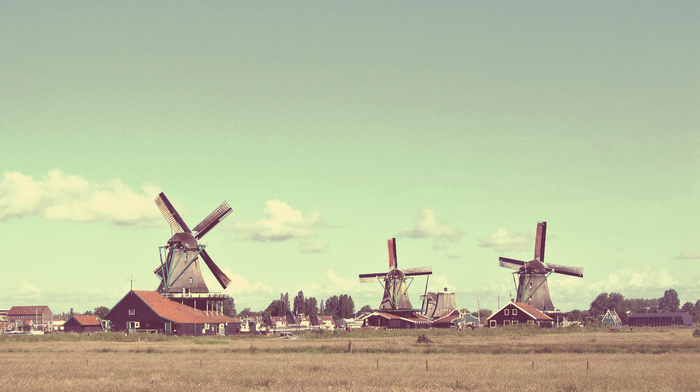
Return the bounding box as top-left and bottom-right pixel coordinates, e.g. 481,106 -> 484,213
299,241 -> 329,254
232,199 -> 324,242
397,208 -> 463,250
223,272 -> 274,295
0,170 -> 161,225
478,228 -> 530,253
677,250 -> 700,260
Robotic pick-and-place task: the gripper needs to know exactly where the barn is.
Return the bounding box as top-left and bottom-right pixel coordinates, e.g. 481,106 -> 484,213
103,290 -> 240,336
363,311 -> 431,329
63,315 -> 103,333
487,301 -> 554,328
601,309 -> 622,327
627,312 -> 693,327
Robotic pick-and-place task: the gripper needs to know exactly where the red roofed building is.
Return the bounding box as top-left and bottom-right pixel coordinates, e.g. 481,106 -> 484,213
103,290 -> 240,336
63,315 -> 104,333
487,301 -> 554,328
8,306 -> 53,331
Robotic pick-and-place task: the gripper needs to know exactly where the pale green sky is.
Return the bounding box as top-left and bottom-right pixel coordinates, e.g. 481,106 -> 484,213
1,1 -> 698,313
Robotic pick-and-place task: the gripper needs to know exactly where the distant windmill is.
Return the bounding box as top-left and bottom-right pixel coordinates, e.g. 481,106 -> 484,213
359,238 -> 432,311
498,222 -> 583,312
154,192 -> 233,295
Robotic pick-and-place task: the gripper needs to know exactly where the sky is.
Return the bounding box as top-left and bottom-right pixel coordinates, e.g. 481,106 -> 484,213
1,1 -> 698,315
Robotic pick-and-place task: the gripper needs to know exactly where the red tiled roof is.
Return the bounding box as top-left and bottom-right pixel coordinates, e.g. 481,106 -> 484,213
71,315 -> 101,326
133,291 -> 239,324
514,302 -> 553,321
8,306 -> 51,316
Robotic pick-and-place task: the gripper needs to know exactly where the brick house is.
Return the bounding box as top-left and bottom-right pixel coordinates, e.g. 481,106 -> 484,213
8,306 -> 53,331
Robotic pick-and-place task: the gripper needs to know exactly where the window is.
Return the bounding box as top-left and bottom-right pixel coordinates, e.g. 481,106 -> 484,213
129,309 -> 135,315
527,320 -> 534,325
512,309 -> 518,316
504,309 -> 509,316
134,322 -> 140,328
513,320 -> 518,325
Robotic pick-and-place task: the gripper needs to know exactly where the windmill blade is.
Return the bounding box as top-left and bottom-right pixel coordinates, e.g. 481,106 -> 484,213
155,192 -> 191,233
403,266 -> 432,276
534,221 -> 547,261
193,201 -> 233,240
387,238 -> 397,269
499,257 -> 525,270
359,272 -> 387,280
200,249 -> 232,289
359,276 -> 381,283
546,262 -> 583,278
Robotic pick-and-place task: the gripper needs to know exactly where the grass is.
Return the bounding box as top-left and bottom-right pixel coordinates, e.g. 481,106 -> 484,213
1,327 -> 698,391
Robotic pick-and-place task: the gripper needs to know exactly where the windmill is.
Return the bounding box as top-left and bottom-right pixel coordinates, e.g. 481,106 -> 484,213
154,193 -> 233,307
359,238 -> 432,312
498,222 -> 583,312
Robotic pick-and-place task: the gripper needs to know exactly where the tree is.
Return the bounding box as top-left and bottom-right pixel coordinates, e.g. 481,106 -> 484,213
306,297 -> 318,325
238,308 -> 256,319
589,293 -> 609,318
358,305 -> 373,314
223,297 -> 236,317
93,306 -> 110,319
478,309 -> 492,326
659,289 -> 680,312
339,294 -> 355,318
293,291 -> 306,315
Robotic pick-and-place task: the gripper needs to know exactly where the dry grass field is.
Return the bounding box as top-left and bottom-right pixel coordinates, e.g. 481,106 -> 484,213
1,327 -> 698,391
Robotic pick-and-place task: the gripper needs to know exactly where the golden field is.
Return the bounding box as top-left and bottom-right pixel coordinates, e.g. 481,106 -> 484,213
1,327 -> 698,391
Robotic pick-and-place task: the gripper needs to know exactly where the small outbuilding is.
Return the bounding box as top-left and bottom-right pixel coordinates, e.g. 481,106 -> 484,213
363,311 -> 431,329
63,315 -> 103,333
487,301 -> 554,328
601,309 -> 622,327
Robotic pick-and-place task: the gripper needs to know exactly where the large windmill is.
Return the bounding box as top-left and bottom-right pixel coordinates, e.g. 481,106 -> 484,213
359,238 -> 432,313
154,192 -> 233,311
498,222 -> 583,312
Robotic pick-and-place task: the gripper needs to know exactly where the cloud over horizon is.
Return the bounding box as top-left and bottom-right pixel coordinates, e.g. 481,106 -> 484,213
0,170 -> 161,225
478,228 -> 531,253
397,208 -> 463,250
232,199 -> 325,242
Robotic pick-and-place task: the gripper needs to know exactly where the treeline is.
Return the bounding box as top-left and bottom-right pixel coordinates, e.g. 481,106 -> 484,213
54,306 -> 110,320
236,291 -> 365,326
583,288 -> 700,325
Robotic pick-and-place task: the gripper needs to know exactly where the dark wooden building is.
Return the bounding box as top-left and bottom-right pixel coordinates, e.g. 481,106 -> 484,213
104,290 -> 240,336
363,311 -> 431,329
63,315 -> 103,333
627,312 -> 693,327
487,301 -> 554,328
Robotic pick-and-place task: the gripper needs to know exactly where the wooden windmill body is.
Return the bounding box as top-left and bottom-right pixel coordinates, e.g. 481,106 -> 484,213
499,222 -> 583,312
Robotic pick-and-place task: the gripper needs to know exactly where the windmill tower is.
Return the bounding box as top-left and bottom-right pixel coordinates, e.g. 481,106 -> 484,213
154,192 -> 233,311
359,238 -> 432,314
498,222 -> 583,312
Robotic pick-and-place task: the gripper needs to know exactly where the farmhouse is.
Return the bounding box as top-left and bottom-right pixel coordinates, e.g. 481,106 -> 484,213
63,315 -> 103,333
431,309 -> 462,328
627,312 -> 693,327
103,290 -> 240,336
601,309 -> 622,327
317,315 -> 336,330
487,301 -> 554,328
7,305 -> 53,332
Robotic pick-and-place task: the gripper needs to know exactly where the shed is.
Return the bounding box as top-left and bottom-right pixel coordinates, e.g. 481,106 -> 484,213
487,301 -> 553,328
363,311 -> 431,329
601,309 -> 622,327
63,315 -> 103,333
627,312 -> 693,327
103,290 -> 240,336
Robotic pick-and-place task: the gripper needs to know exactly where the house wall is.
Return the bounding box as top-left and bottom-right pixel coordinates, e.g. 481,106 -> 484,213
104,292 -> 168,333
488,304 -> 553,328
